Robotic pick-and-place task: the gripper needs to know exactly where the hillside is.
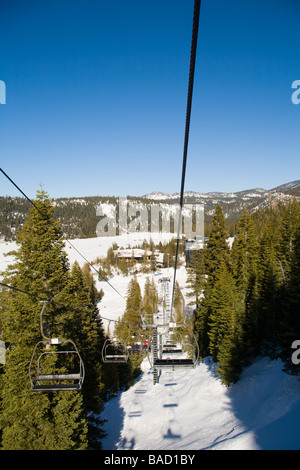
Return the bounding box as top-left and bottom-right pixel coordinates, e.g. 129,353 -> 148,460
1,233 -> 300,450
1,180 -> 300,241
102,355 -> 300,450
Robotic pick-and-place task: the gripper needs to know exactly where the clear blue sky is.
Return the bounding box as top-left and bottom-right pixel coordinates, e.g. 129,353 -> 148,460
0,0 -> 299,199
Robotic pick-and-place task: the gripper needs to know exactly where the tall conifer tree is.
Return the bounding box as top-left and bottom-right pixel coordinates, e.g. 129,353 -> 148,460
0,190 -> 89,449
195,204 -> 230,358
205,203 -> 230,282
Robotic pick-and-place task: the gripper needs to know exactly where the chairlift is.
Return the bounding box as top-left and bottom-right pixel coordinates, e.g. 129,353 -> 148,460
29,300 -> 85,392
102,339 -> 129,363
162,345 -> 183,354
29,338 -> 85,392
148,327 -> 199,370
154,341 -> 197,369
141,313 -> 155,329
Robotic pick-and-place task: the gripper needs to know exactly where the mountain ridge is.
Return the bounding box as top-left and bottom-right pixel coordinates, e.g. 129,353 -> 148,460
142,180 -> 300,201
1,180 -> 300,240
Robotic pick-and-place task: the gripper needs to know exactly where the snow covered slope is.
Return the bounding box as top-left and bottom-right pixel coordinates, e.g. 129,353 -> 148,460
2,234 -> 300,450
102,356 -> 300,450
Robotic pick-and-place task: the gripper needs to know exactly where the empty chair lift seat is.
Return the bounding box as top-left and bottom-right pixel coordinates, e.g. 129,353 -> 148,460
154,357 -> 195,368
29,339 -> 85,392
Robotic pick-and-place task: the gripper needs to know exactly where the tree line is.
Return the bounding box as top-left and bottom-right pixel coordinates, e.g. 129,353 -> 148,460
0,191 -> 142,449
188,201 -> 300,385
2,189 -> 300,448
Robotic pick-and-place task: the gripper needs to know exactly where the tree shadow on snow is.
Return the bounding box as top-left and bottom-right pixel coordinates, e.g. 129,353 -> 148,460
101,394 -> 126,450
224,357 -> 300,450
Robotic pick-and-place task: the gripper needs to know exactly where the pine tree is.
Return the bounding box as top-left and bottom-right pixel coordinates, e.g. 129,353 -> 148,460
255,223 -> 283,355
59,261 -> 107,448
208,262 -> 243,362
230,210 -> 260,361
173,281 -> 184,324
231,209 -> 258,293
142,277 -> 158,316
0,190 -> 89,450
194,292 -> 211,359
205,204 -> 230,282
194,204 -> 230,358
280,227 -> 300,371
277,201 -> 300,283
115,276 -> 142,344
186,247 -> 206,310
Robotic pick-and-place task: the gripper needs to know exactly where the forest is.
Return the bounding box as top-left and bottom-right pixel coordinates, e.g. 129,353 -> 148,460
189,200 -> 300,385
1,189 -> 300,449
0,191 -> 144,449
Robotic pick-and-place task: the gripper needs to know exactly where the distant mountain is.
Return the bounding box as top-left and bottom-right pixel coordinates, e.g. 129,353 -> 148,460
143,181 -> 300,219
143,181 -> 300,202
271,180 -> 300,192
1,181 -> 300,241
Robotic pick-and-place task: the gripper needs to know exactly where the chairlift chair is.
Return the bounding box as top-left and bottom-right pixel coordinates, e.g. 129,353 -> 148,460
29,300 -> 85,392
29,338 -> 85,392
149,329 -> 199,370
154,341 -> 197,369
102,339 -> 129,363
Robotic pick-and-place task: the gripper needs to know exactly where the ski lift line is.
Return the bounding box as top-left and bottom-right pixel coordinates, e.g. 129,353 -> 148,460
0,281 -> 128,326
0,168 -> 125,302
1,0 -> 200,321
0,281 -> 48,302
170,0 -> 201,318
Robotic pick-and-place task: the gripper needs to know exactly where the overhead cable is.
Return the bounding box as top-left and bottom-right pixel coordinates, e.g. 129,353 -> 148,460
0,167 -> 125,301
171,0 -> 202,317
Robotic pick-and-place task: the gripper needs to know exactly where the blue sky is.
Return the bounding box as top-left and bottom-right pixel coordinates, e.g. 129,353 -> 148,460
0,0 -> 299,199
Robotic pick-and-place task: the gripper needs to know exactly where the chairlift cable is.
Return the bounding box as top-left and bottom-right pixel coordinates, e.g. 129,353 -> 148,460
171,0 -> 201,318
0,167 -> 125,301
1,0 -> 201,333
0,281 -> 128,325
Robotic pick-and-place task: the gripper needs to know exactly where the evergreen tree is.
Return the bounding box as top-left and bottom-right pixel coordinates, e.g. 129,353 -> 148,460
186,248 -> 206,310
230,210 -> 259,361
255,223 -> 283,355
194,204 -> 230,358
207,262 -> 244,385
277,202 -> 300,283
205,204 -> 230,282
142,277 -> 158,316
231,209 -> 258,293
208,262 -> 243,359
194,292 -> 211,359
173,281 -> 184,324
0,190 -> 89,450
115,277 -> 142,344
59,261 -> 106,448
280,228 -> 300,371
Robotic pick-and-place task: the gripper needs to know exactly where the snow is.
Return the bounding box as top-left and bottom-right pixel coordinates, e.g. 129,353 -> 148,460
0,239 -> 18,277
101,356 -> 300,451
1,234 -> 300,450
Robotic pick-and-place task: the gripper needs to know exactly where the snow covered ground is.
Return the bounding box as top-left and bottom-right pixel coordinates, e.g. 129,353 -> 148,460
102,356 -> 300,451
1,234 -> 300,450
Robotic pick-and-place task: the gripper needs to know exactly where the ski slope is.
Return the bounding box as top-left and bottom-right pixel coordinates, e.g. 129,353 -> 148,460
1,234 -> 300,450
101,356 -> 300,451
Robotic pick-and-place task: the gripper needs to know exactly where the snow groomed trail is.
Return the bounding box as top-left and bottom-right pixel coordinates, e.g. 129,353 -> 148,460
102,356 -> 300,451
